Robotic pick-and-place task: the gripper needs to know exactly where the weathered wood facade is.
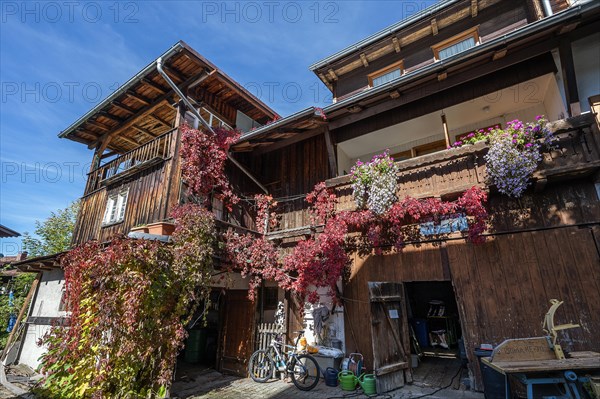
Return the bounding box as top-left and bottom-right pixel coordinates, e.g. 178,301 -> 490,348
21,0 -> 598,392
229,0 -> 600,392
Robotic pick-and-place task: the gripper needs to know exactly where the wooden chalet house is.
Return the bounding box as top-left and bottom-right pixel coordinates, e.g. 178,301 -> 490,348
225,0 -> 600,392
11,41 -> 286,375
9,0 -> 600,394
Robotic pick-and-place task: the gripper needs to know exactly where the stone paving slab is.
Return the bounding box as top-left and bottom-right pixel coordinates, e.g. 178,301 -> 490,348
171,370 -> 485,399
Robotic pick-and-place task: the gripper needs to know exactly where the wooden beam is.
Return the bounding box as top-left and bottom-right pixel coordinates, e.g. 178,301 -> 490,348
141,78 -> 168,94
162,65 -> 185,83
324,128 -> 338,178
98,112 -> 125,124
90,135 -> 112,172
131,125 -> 158,138
114,134 -> 140,148
111,101 -> 136,114
471,0 -> 478,17
492,48 -> 508,61
392,37 -> 401,53
126,91 -> 151,106
360,53 -> 369,67
86,120 -> 112,132
251,127 -> 326,156
438,71 -> 448,81
88,70 -> 206,149
148,113 -> 172,127
100,150 -> 118,159
328,68 -> 338,81
431,18 -> 439,35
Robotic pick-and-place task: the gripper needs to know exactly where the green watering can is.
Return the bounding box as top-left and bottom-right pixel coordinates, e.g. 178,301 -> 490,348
357,373 -> 377,395
338,370 -> 358,391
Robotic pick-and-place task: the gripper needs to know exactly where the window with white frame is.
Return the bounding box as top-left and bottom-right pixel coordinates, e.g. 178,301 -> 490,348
102,189 -> 129,225
368,60 -> 404,88
432,27 -> 480,61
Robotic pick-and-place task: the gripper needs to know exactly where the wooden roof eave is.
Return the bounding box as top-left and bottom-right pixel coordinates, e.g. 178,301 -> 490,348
322,5 -> 597,125
12,252 -> 65,273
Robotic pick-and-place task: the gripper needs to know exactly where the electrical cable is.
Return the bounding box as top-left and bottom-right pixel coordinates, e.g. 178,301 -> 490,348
405,364 -> 464,399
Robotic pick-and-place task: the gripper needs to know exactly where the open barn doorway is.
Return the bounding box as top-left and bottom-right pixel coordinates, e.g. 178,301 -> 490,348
175,289 -> 224,382
405,281 -> 468,390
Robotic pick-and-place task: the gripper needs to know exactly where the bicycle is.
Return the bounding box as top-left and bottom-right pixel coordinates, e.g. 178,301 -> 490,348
248,330 -> 320,391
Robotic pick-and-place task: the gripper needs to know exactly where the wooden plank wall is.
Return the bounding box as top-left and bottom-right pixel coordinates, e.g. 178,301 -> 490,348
344,225 -> 600,391
73,159 -> 176,245
342,179 -> 600,389
447,226 -> 600,391
251,134 -> 331,231
343,243 -> 447,372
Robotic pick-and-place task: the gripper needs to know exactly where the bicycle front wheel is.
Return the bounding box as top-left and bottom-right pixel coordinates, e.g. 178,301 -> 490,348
248,350 -> 275,382
290,354 -> 320,391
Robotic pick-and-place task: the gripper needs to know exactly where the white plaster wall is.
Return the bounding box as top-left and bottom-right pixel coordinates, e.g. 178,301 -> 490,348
572,33 -> 600,112
19,269 -> 66,370
544,73 -> 568,121
337,146 -> 353,176
302,281 -> 345,354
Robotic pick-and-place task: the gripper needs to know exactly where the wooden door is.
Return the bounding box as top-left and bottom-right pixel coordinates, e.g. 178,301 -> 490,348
368,282 -> 411,393
220,290 -> 256,376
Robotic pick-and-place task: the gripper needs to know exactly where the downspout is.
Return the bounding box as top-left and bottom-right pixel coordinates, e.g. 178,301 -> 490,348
541,0 -> 553,17
156,58 -> 268,194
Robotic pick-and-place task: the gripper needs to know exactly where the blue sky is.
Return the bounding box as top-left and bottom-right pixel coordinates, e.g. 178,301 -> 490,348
0,1 -> 435,254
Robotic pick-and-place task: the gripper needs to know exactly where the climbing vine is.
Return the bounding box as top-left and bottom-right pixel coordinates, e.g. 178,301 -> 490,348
225,182 -> 489,304
180,123 -> 240,205
36,204 -> 215,399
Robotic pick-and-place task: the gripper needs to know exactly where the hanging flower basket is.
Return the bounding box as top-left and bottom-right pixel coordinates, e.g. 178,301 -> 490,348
350,151 -> 399,215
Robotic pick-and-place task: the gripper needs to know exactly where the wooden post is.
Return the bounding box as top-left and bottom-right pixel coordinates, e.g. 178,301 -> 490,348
559,39 -> 581,117
1,273 -> 40,360
441,112 -> 451,148
324,127 -> 338,178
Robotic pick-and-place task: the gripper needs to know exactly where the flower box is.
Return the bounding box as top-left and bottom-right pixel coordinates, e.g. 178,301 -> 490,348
146,222 -> 176,236
130,225 -> 149,234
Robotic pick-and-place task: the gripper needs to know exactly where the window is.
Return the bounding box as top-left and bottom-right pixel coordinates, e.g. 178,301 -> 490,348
102,189 -> 129,226
368,60 -> 404,87
432,27 -> 480,61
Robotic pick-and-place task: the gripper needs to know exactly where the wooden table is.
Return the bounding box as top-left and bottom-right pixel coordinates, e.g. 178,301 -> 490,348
481,352 -> 600,399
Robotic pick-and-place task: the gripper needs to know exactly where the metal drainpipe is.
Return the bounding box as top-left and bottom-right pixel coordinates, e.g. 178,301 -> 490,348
156,58 -> 268,194
542,0 -> 553,17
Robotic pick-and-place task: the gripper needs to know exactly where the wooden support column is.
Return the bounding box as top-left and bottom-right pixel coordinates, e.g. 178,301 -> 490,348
559,39 -> 581,117
89,136 -> 112,172
324,128 -> 338,178
441,112 -> 451,148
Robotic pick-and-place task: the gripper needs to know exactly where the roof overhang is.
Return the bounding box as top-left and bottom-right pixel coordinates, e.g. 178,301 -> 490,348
0,224 -> 20,238
13,252 -> 64,273
59,41 -> 278,154
231,107 -> 328,153
322,2 -> 600,126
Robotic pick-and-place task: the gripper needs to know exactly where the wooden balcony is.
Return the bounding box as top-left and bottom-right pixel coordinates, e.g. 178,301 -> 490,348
84,128 -> 177,196
271,113 -> 600,237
